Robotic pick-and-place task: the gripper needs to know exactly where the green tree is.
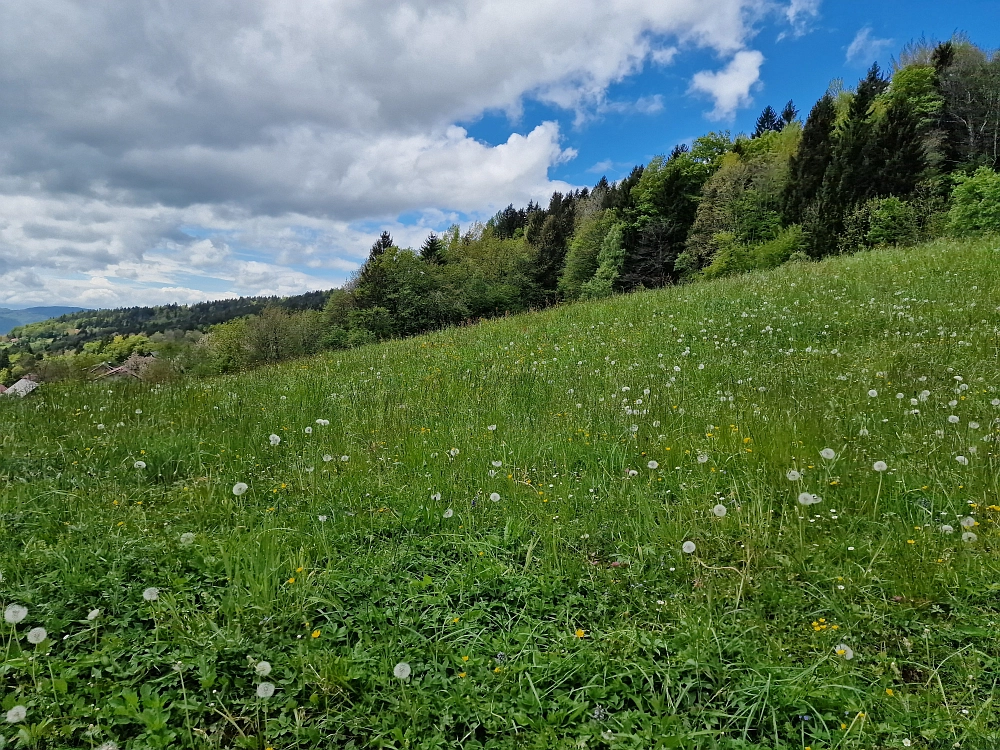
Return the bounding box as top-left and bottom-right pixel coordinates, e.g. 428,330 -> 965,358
420,232 -> 444,264
782,94 -> 837,225
753,105 -> 783,137
948,167 -> 1000,235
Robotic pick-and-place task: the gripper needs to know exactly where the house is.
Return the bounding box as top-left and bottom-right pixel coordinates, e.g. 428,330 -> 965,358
95,353 -> 157,381
5,378 -> 39,397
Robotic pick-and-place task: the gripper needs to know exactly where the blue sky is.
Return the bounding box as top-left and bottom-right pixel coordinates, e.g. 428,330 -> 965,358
0,0 -> 997,308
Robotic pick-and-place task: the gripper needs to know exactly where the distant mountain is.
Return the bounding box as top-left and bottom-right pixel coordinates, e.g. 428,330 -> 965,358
0,306 -> 86,335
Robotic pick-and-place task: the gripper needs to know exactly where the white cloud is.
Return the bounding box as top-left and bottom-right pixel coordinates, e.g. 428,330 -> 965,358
0,0 -> 806,306
783,0 -> 821,36
690,50 -> 766,120
846,27 -> 894,66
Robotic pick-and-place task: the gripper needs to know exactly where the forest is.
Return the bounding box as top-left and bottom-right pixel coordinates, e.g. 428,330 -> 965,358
4,35 -> 1000,385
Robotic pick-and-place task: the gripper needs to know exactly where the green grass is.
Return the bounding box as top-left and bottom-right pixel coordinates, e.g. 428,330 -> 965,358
2,237 -> 1000,750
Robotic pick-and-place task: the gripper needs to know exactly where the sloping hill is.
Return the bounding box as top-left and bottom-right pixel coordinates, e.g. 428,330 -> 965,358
1,237 -> 998,747
0,305 -> 84,335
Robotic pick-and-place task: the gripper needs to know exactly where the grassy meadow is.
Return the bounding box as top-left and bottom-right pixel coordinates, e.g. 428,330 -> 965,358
2,237 -> 1000,749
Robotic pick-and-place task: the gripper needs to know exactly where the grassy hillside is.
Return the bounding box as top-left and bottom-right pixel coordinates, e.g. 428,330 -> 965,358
1,237 -> 999,749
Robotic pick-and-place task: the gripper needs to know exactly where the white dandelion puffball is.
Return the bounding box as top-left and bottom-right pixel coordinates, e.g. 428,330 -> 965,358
255,661 -> 272,677
135,409 -> 142,414
947,415 -> 960,424
142,587 -> 160,602
798,492 -> 816,506
256,682 -> 276,699
318,515 -> 327,522
712,504 -> 727,518
4,603 -> 27,624
87,609 -> 101,621
627,469 -> 638,477
133,460 -> 146,470
820,448 -> 836,460
487,424 -> 497,431
27,626 -> 47,644
431,492 -> 441,501
394,662 -> 412,679
97,743 -> 119,750
490,493 -> 501,502
323,454 -> 333,462
940,524 -> 954,534
956,455 -> 968,465
491,460 -> 502,467
682,541 -> 696,554
443,508 -> 454,519
697,453 -> 709,464
269,434 -> 281,446
6,705 -> 27,723
873,461 -> 888,472
786,469 -> 802,481
858,428 -> 869,437
960,516 -> 976,529
647,460 -> 659,470
868,389 -> 878,398
180,532 -> 195,545
340,455 -> 349,462
232,482 -> 249,496
304,427 -> 312,434
834,644 -> 854,660
315,419 -> 329,426
963,531 -> 978,543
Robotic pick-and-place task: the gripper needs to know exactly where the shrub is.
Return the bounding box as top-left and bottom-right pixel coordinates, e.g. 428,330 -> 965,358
841,197 -> 918,252
948,167 -> 1000,236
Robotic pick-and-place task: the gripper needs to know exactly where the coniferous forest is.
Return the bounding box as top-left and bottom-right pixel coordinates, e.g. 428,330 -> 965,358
4,35 -> 1000,384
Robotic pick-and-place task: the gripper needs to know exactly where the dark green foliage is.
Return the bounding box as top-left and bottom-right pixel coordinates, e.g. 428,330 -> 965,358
781,100 -> 798,124
948,167 -> 1000,235
753,105 -> 783,137
527,192 -> 578,301
782,95 -> 837,225
369,230 -> 394,259
840,197 -> 919,252
420,232 -> 444,264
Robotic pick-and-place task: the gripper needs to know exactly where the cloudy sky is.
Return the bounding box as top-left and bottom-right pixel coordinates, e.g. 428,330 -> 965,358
0,1 -> 997,308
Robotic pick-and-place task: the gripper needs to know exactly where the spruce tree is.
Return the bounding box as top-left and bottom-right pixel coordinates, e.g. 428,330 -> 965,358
753,105 -> 783,137
781,100 -> 798,124
867,98 -> 926,198
420,233 -> 444,264
368,231 -> 394,259
782,93 -> 837,225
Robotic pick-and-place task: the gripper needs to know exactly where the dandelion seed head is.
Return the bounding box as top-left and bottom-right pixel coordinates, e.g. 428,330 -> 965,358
180,532 -> 195,545
443,508 -> 454,518
948,415 -> 960,424
27,626 -> 47,644
304,427 -> 312,434
940,524 -> 954,534
647,460 -> 659,470
712,504 -> 727,517
868,389 -> 878,398
682,541 -> 696,554
962,531 -> 978,543
256,682 -> 276,699
786,469 -> 801,481
6,705 -> 26,723
255,661 -> 272,677
142,587 -> 159,602
489,492 -> 500,502
232,482 -> 248,496
393,662 -> 411,679
697,453 -> 709,464
873,461 -> 888,472
4,603 -> 27,624
133,460 -> 146,469
960,516 -> 976,529
269,434 -> 281,446
956,455 -> 968,465
341,455 -> 349,462
820,448 -> 836,460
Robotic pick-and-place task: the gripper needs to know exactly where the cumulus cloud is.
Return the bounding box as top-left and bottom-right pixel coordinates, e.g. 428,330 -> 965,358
846,27 -> 894,66
0,0 -> 807,306
690,50 -> 765,120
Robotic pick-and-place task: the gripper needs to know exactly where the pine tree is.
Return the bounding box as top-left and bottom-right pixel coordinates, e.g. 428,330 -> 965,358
368,231 -> 394,259
528,192 -> 576,301
753,105 -> 783,137
867,98 -> 926,198
419,233 -> 444,264
781,100 -> 798,124
782,93 -> 837,225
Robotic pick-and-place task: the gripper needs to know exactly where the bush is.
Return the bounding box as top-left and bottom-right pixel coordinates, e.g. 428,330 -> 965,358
841,197 -> 919,252
701,225 -> 805,280
948,167 -> 1000,236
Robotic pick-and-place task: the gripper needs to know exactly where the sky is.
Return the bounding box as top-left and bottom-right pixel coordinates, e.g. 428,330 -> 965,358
0,1 -> 997,309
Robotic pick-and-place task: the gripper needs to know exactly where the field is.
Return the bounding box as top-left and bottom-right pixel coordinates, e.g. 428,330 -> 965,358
2,237 -> 1000,750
